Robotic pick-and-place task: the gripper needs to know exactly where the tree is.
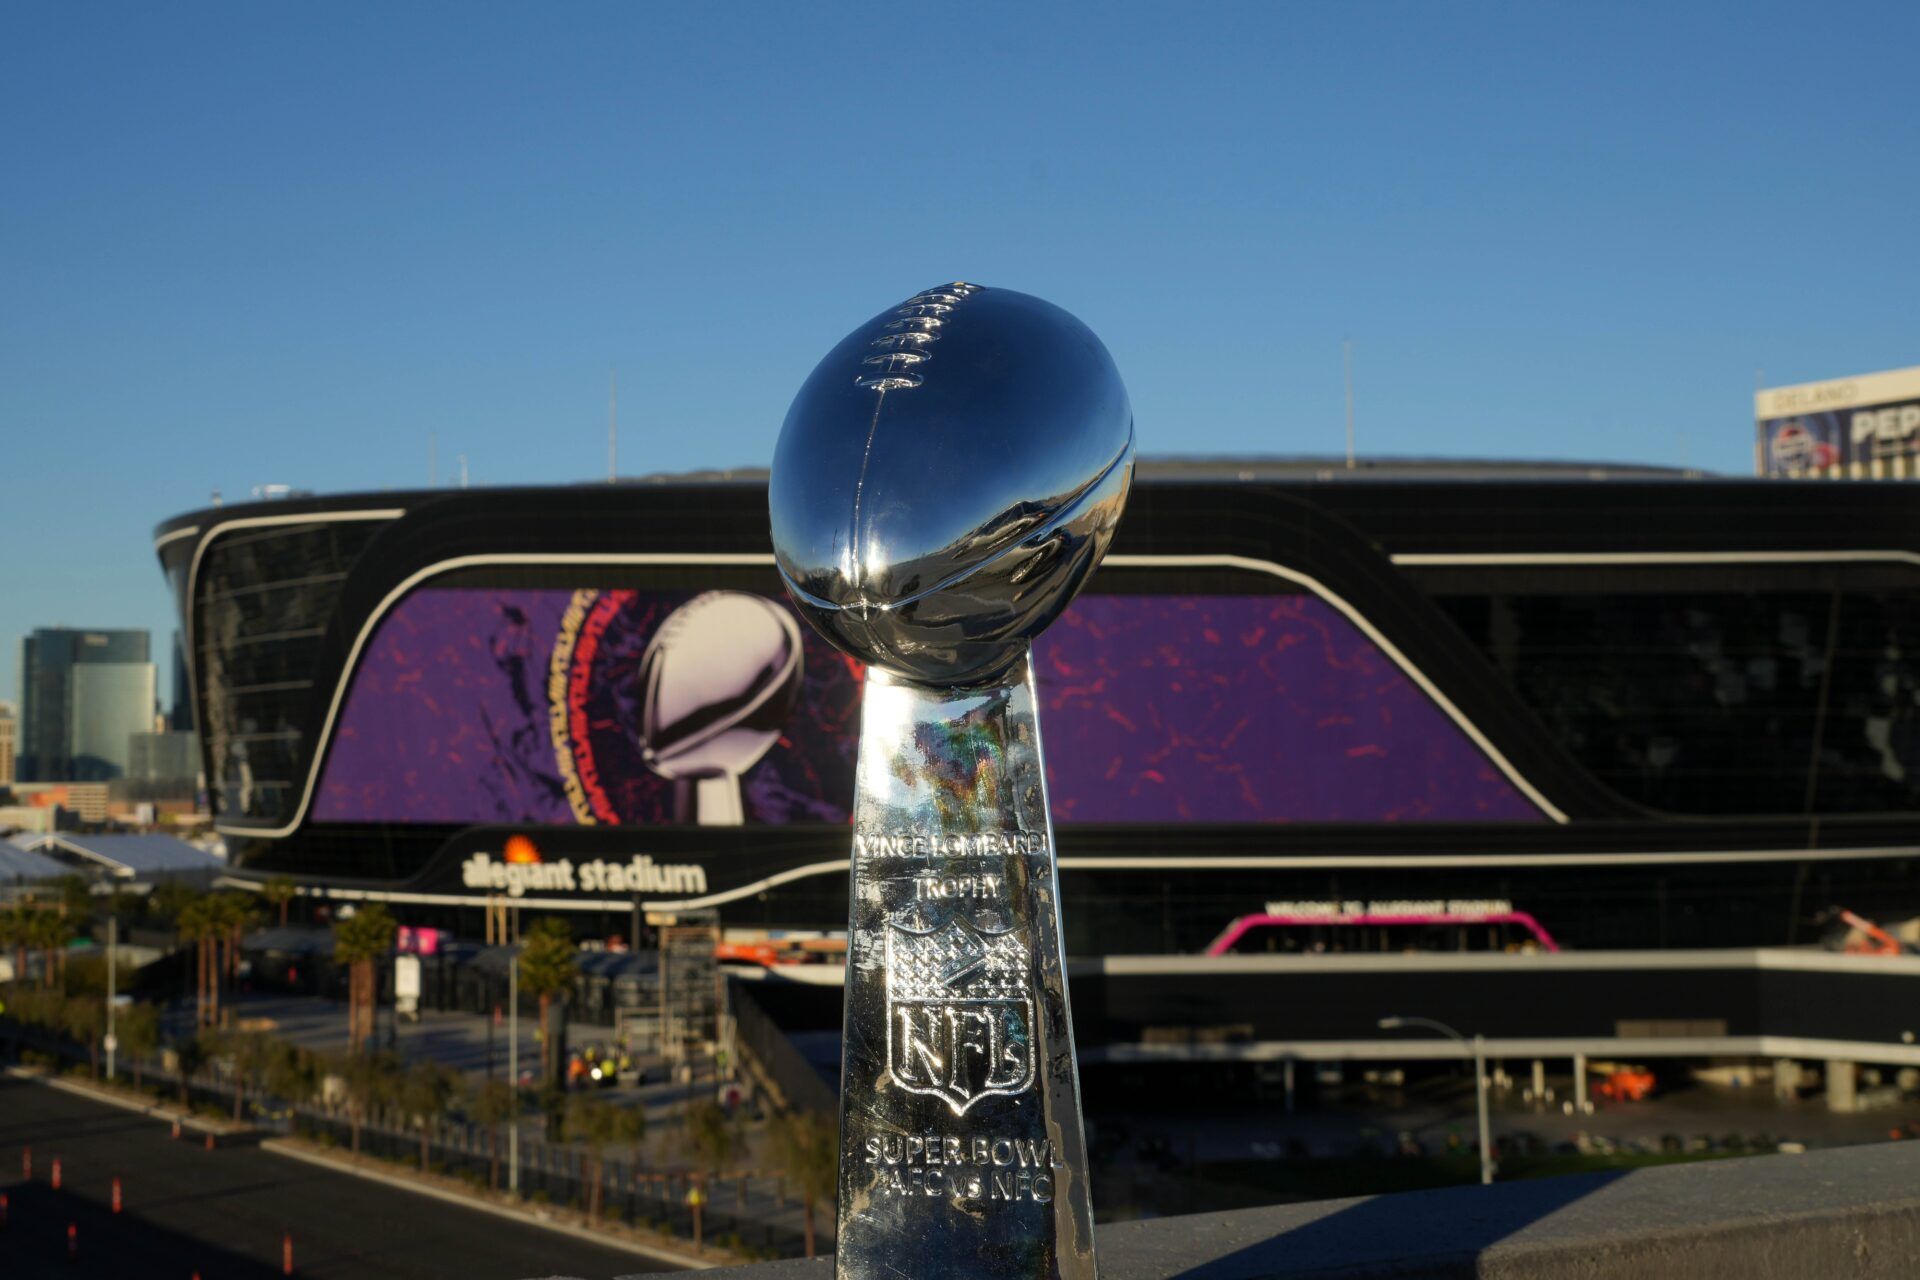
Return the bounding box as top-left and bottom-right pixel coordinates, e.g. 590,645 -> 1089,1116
61,996 -> 105,1077
150,878 -> 198,923
265,1041 -> 319,1111
332,904 -> 396,1054
516,918 -> 576,1085
173,1034 -> 207,1108
335,1050 -> 399,1156
680,1099 -> 743,1248
107,885 -> 143,927
221,1030 -> 276,1123
469,1078 -> 518,1192
56,873 -> 94,925
1,904 -> 31,986
566,1094 -> 645,1224
767,1108 -> 836,1258
118,1003 -> 161,1091
681,1099 -> 743,1175
398,1059 -> 459,1173
263,876 -> 298,928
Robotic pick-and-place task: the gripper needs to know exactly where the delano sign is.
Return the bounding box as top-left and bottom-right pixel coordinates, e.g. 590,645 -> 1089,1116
1756,366 -> 1920,477
460,850 -> 708,898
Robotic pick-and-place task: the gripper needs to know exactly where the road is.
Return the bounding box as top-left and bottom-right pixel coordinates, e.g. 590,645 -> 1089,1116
0,1077 -> 668,1280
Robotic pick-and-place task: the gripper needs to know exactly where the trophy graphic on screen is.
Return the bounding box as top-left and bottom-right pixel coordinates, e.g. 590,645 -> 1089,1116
771,282 -> 1132,1280
636,590 -> 805,825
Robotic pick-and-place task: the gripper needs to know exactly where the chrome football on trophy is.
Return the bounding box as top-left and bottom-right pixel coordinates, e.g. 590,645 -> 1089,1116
771,283 -> 1133,1280
637,590 -> 805,825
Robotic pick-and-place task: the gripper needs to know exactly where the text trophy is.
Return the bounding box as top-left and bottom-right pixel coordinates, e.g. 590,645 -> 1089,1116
770,283 -> 1133,1280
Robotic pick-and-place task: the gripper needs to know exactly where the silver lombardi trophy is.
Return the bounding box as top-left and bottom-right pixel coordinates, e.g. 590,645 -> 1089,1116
770,283 -> 1133,1280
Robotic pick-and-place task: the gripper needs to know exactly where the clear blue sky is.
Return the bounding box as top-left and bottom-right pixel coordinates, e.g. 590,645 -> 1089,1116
3,2 -> 1917,706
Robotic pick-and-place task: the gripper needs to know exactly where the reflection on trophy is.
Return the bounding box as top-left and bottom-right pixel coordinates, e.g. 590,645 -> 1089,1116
637,590 -> 805,825
771,283 -> 1133,1280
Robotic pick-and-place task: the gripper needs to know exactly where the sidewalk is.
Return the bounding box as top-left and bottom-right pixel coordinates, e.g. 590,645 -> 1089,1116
3,1063 -> 256,1136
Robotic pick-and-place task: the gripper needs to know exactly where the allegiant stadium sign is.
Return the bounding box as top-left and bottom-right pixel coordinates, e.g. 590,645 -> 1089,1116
461,850 -> 709,898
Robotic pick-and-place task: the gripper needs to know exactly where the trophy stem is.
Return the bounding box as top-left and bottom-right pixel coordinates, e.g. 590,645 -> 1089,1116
835,655 -> 1095,1280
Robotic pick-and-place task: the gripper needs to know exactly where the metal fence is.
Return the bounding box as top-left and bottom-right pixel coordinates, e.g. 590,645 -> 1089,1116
1,1018 -> 817,1259
283,1106 -> 810,1256
730,978 -> 835,1116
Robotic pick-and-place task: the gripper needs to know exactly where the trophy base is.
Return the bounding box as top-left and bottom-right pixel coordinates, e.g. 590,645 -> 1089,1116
834,656 -> 1096,1280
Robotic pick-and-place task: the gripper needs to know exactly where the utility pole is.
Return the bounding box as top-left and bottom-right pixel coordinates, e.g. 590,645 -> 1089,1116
105,914 -> 117,1081
1343,339 -> 1356,470
608,368 -> 618,483
458,454 -> 469,488
1473,1033 -> 1492,1186
507,945 -> 520,1194
429,430 -> 438,487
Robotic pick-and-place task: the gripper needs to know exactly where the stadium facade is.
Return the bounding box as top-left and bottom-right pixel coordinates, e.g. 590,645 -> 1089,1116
153,461 -> 1920,960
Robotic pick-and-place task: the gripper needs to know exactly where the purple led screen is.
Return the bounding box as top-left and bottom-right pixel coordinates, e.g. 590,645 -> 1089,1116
314,588 -> 1544,826
1035,595 -> 1542,823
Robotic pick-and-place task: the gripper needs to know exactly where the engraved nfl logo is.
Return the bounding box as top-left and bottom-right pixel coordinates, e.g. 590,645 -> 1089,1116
885,915 -> 1035,1114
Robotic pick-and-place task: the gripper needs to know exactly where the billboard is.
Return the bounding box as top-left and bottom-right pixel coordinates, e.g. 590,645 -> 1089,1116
314,587 -> 1545,827
1757,366 -> 1920,476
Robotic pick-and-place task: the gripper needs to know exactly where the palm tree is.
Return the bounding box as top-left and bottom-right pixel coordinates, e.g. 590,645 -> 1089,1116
28,910 -> 73,992
516,918 -> 576,1085
262,876 -> 298,928
767,1108 -> 836,1258
332,903 -> 396,1054
566,1093 -> 645,1224
212,893 -> 261,1021
175,895 -> 216,1026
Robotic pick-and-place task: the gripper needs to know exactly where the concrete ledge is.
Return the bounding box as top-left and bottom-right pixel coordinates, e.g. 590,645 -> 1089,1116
657,1143 -> 1920,1280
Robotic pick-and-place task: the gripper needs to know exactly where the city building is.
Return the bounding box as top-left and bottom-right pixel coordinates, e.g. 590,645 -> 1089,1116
70,659 -> 156,779
0,700 -> 15,787
1756,365 -> 1920,479
167,631 -> 193,731
125,728 -> 200,800
16,627 -> 153,781
0,806 -> 53,836
7,781 -> 111,825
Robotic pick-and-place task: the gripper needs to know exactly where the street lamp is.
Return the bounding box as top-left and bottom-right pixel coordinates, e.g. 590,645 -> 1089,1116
1379,1015 -> 1493,1185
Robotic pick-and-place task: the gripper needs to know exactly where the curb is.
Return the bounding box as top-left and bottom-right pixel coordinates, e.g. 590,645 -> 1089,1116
5,1065 -> 258,1136
260,1137 -> 718,1270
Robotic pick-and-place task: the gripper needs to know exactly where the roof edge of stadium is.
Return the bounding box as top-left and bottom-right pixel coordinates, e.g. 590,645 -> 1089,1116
153,455 -> 1722,535
615,456 -> 1713,485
